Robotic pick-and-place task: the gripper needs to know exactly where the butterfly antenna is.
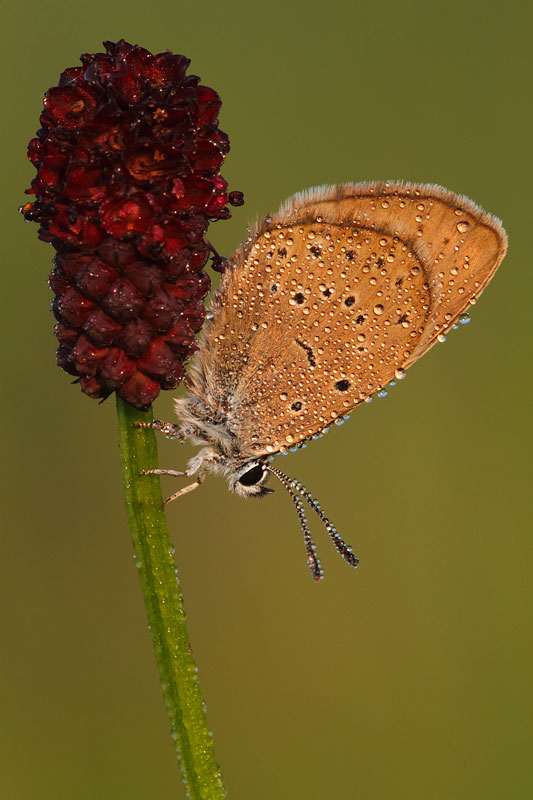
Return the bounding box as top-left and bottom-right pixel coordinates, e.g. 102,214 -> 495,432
267,466 -> 359,572
266,466 -> 323,581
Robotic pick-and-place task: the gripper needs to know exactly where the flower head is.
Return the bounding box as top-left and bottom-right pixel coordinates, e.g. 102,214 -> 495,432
22,40 -> 243,409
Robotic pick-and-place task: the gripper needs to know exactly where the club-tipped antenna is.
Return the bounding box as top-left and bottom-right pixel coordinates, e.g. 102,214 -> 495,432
267,466 -> 359,574
266,466 -> 323,581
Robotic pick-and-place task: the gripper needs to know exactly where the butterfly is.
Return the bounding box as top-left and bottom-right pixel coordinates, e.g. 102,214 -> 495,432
138,181 -> 507,580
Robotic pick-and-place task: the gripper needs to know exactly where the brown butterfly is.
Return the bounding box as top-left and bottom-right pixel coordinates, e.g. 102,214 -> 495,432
138,181 -> 507,580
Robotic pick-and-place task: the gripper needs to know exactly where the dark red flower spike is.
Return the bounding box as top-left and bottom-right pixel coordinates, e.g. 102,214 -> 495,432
22,39 -> 243,409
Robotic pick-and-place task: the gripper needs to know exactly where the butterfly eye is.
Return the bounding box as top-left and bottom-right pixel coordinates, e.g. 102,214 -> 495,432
238,464 -> 265,486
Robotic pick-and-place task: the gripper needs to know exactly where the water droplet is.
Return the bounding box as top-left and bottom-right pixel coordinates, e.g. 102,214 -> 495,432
437,333 -> 447,343
456,221 -> 470,233
395,368 -> 406,380
459,312 -> 471,324
373,303 -> 384,315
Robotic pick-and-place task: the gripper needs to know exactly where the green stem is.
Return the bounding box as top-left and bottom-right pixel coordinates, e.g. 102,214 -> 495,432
116,395 -> 226,800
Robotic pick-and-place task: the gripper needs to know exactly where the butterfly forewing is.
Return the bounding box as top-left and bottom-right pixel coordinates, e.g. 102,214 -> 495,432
281,181 -> 507,364
196,182 -> 507,458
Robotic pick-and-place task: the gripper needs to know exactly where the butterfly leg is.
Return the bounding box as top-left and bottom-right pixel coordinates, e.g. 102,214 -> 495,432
140,467 -> 206,504
141,468 -> 189,478
164,471 -> 205,505
134,419 -> 183,439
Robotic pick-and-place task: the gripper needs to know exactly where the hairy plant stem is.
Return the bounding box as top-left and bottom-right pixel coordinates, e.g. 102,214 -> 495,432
116,396 -> 226,799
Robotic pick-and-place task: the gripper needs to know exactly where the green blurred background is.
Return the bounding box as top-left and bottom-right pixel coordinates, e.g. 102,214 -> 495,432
2,1 -> 531,798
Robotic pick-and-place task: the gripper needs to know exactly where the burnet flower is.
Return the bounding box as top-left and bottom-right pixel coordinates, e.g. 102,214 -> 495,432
21,39 -> 244,409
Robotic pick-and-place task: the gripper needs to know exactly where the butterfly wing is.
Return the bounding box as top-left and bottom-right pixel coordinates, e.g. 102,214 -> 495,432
192,181 -> 507,458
